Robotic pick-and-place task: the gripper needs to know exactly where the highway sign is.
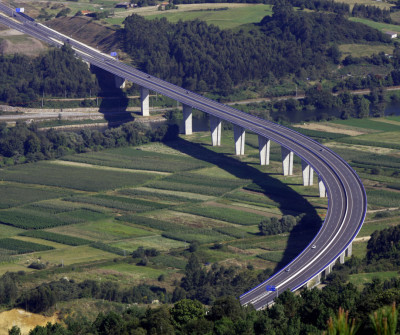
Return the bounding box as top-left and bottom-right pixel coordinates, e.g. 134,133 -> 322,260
16,8 -> 24,12
265,285 -> 276,292
110,52 -> 117,57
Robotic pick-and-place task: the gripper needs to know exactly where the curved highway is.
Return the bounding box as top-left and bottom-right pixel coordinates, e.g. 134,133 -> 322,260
0,5 -> 367,309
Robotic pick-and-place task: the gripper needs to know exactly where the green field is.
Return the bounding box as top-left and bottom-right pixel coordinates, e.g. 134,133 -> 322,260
0,116 -> 398,292
145,4 -> 272,29
1,161 -> 157,191
339,44 -> 395,59
349,17 -> 400,34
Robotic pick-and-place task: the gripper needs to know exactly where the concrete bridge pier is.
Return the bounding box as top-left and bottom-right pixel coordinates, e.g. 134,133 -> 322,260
318,177 -> 327,198
345,243 -> 352,257
307,273 -> 321,288
323,264 -> 332,277
210,115 -> 221,146
234,125 -> 246,156
302,161 -> 314,186
115,75 -> 126,89
339,252 -> 345,264
258,136 -> 270,165
281,147 -> 294,176
140,87 -> 150,116
182,104 -> 192,135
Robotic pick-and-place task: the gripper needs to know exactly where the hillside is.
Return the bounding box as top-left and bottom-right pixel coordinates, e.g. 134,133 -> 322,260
46,16 -> 120,53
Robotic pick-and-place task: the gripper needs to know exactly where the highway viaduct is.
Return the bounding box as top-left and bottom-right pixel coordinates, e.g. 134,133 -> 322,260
0,4 -> 367,310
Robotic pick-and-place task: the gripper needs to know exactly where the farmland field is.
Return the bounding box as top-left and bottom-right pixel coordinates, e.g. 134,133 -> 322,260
1,162 -> 157,191
0,115 -> 398,301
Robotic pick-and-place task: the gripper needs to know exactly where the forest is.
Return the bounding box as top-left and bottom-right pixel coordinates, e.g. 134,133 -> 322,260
5,224 -> 400,334
0,44 -> 99,105
121,1 -> 390,95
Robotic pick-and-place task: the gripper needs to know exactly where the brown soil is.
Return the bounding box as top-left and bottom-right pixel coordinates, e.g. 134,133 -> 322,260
0,309 -> 59,335
46,16 -> 119,53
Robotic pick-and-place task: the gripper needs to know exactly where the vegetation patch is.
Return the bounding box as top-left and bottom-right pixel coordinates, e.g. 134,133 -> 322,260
1,162 -> 156,192
0,238 -> 53,254
176,204 -> 268,226
62,147 -> 207,173
19,231 -> 91,246
366,189 -> 400,208
0,184 -> 75,209
67,194 -> 169,212
117,188 -> 200,203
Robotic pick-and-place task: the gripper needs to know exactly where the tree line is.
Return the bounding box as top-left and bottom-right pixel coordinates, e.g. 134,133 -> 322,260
0,121 -> 179,166
121,1 -> 390,96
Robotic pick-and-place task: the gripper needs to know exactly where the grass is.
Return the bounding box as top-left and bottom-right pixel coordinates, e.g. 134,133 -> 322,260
1,161 -> 157,192
109,235 -> 186,252
62,146 -> 207,173
176,204 -> 269,226
338,0 -> 392,10
348,271 -> 399,289
359,217 -> 400,237
144,4 -> 272,29
339,44 -> 395,59
18,245 -> 118,266
331,118 -> 400,132
98,263 -> 168,280
47,219 -> 154,241
366,189 -> 400,208
349,17 -> 400,34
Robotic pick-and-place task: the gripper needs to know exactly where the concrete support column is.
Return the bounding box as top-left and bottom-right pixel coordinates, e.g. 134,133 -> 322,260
140,87 -> 149,116
210,115 -> 221,146
281,147 -> 294,176
258,136 -> 270,165
345,243 -> 353,257
339,252 -> 345,264
115,75 -> 126,89
324,264 -> 332,277
302,160 -> 314,186
318,177 -> 327,198
182,104 -> 192,135
307,273 -> 321,288
234,125 -> 246,156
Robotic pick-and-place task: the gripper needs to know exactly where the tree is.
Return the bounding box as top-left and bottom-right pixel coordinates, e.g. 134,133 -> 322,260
8,326 -> 21,335
170,299 -> 205,329
325,307 -> 359,335
370,302 -> 398,335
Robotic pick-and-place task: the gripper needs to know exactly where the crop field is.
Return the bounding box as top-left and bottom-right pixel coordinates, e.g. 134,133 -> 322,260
0,183 -> 75,209
146,171 -> 250,196
48,219 -> 154,241
0,116 -> 398,293
117,215 -> 229,243
1,162 -> 156,191
0,238 -> 54,254
67,194 -> 170,212
62,146 -> 208,172
176,204 -> 270,226
117,188 -> 200,204
19,231 -> 92,246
